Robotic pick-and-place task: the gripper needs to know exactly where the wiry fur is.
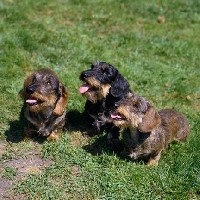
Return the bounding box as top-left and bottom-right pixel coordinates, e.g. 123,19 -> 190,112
79,61 -> 131,144
111,93 -> 190,166
23,68 -> 68,141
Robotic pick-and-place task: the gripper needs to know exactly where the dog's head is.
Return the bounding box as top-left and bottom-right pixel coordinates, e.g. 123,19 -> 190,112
111,93 -> 161,132
79,61 -> 130,103
23,68 -> 68,115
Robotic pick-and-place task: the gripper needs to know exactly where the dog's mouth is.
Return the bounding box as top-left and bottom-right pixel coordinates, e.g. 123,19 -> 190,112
79,83 -> 97,94
111,113 -> 126,121
26,98 -> 43,106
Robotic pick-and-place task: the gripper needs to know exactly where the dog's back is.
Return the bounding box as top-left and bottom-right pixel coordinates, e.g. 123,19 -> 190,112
158,109 -> 190,143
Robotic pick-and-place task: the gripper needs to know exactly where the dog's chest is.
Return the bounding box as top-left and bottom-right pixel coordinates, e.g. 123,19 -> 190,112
123,128 -> 166,159
25,107 -> 56,128
123,129 -> 149,149
86,99 -> 106,117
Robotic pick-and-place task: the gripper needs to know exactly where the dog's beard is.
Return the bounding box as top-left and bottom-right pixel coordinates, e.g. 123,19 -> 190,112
111,106 -> 142,129
80,77 -> 111,104
26,92 -> 58,113
83,84 -> 111,103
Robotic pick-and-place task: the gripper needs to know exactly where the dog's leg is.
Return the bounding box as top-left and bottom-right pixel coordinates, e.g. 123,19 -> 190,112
107,126 -> 120,146
24,127 -> 37,140
146,150 -> 162,167
84,111 -> 99,136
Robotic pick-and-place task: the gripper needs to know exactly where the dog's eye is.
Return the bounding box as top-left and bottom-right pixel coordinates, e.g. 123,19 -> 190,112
46,81 -> 51,85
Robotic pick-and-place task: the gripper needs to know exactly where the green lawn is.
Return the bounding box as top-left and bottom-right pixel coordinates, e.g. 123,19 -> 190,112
0,0 -> 199,199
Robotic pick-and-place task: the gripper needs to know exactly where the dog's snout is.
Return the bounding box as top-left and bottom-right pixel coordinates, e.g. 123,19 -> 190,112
26,85 -> 35,94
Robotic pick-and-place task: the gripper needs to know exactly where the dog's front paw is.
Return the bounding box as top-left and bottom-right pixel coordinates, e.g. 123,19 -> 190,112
47,132 -> 60,141
146,151 -> 162,167
38,127 -> 49,136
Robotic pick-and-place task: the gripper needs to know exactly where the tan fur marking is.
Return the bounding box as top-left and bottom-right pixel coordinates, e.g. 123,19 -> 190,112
47,131 -> 60,141
99,83 -> 111,99
86,77 -> 101,88
27,93 -> 57,113
82,78 -> 111,103
53,86 -> 68,116
113,105 -> 141,129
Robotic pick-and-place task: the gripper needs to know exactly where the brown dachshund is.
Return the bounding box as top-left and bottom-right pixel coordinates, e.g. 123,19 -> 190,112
23,68 -> 68,141
111,93 -> 190,166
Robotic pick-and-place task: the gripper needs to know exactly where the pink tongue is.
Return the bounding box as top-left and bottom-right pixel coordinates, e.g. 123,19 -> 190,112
26,99 -> 37,103
79,84 -> 91,94
111,113 -> 123,119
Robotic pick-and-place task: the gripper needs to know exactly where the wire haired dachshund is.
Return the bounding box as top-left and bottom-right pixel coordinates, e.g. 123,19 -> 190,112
79,61 -> 131,145
23,68 -> 68,141
111,93 -> 190,166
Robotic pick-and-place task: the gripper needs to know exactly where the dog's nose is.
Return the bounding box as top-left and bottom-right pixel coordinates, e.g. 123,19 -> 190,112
81,72 -> 88,79
114,102 -> 119,108
26,86 -> 35,94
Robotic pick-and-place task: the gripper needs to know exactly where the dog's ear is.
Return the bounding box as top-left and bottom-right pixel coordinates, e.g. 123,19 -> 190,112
138,104 -> 161,133
136,96 -> 148,113
91,60 -> 99,68
53,84 -> 68,116
110,73 -> 130,98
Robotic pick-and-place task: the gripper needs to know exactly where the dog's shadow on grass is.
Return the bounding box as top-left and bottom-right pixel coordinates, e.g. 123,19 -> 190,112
4,107 -> 86,144
66,110 -> 134,160
67,110 -> 125,156
4,104 -> 26,143
83,136 -> 145,165
65,109 -> 88,133
4,103 -> 46,144
82,133 -> 126,158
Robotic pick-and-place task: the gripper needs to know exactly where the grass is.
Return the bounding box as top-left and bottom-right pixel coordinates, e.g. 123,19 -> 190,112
0,0 -> 200,199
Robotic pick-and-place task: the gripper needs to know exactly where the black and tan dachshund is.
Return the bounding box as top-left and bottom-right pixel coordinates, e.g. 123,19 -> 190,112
79,61 -> 131,145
